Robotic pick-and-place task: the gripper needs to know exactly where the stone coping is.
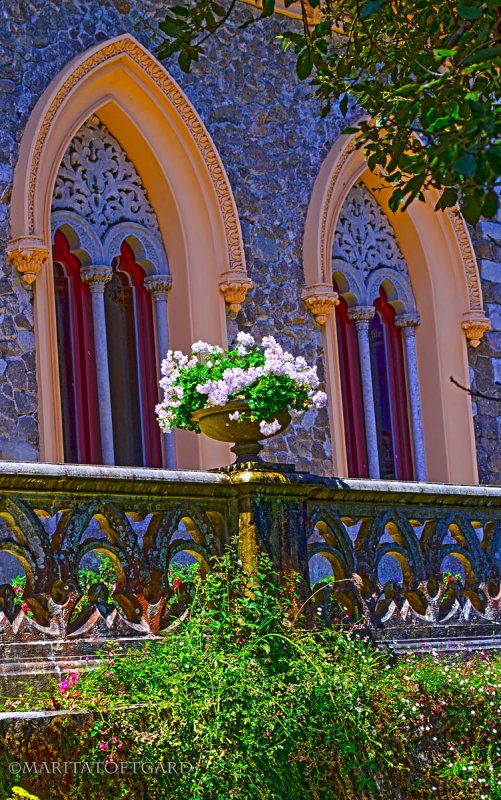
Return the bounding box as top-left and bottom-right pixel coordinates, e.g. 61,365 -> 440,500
0,460 -> 500,505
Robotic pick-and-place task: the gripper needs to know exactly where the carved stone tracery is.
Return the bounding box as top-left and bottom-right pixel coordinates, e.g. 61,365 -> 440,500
52,116 -> 160,242
334,182 -> 408,279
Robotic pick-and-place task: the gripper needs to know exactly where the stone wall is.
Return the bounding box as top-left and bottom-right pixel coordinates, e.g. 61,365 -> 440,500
468,202 -> 501,484
0,0 -> 344,474
0,0 -> 500,479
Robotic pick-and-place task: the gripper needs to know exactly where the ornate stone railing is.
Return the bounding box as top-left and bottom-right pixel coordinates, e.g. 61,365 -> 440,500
0,462 -> 500,689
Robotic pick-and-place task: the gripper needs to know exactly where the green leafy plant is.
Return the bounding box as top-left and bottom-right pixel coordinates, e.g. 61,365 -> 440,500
156,331 -> 327,433
152,0 -> 500,224
2,547 -> 500,800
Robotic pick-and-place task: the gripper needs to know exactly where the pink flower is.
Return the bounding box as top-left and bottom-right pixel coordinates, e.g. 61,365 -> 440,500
98,742 -> 107,751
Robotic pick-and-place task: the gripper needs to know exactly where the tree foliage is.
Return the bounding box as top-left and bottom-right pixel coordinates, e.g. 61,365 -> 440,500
155,0 -> 501,224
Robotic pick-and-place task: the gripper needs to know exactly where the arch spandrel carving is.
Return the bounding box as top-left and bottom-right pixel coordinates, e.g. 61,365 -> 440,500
9,34 -> 250,305
332,181 -> 416,312
52,115 -> 160,238
334,182 -> 408,278
303,133 -> 489,344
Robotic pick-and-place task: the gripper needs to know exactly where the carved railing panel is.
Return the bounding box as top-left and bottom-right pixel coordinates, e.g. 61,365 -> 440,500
307,497 -> 501,641
0,464 -> 500,658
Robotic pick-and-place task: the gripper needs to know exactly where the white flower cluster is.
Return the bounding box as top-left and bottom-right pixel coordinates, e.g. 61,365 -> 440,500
156,332 -> 328,433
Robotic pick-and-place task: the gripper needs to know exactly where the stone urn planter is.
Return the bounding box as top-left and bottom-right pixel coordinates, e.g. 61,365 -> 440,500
191,400 -> 290,464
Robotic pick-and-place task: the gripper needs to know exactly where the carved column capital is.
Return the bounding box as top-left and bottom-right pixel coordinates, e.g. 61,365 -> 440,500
7,237 -> 50,285
144,274 -> 173,302
461,311 -> 491,348
219,270 -> 253,315
81,265 -> 113,293
302,283 -> 339,325
347,306 -> 375,329
395,313 -> 421,332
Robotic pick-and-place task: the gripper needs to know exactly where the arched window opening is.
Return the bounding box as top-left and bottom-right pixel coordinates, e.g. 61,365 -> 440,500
373,288 -> 413,480
51,116 -> 170,468
52,229 -> 100,465
334,288 -> 368,478
105,241 -> 162,468
332,182 -> 421,481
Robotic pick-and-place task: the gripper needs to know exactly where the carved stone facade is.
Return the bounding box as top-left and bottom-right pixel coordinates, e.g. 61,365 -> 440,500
0,1 -> 499,480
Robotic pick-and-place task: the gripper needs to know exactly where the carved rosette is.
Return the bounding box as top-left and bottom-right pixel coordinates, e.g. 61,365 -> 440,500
7,237 -> 50,285
461,311 -> 491,348
302,283 -> 339,325
219,270 -> 253,315
144,274 -> 173,302
80,265 -> 113,292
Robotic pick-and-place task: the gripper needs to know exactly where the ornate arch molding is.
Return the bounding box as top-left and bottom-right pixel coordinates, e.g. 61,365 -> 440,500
7,33 -> 250,308
302,133 -> 489,347
7,34 -> 245,468
303,132 -> 485,484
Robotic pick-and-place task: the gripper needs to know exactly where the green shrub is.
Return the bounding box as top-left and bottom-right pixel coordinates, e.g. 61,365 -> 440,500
1,549 -> 499,800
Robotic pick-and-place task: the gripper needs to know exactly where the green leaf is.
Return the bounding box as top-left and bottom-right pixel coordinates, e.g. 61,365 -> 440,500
296,49 -> 313,80
320,101 -> 331,118
457,4 -> 482,19
159,16 -> 187,38
482,189 -> 499,219
395,84 -> 418,98
435,187 -> 458,211
464,45 -> 501,65
170,5 -> 190,15
461,192 -> 483,225
433,48 -> 457,57
453,153 -> 477,177
339,93 -> 349,116
178,49 -> 192,73
261,0 -> 275,18
360,0 -> 385,19
404,173 -> 426,195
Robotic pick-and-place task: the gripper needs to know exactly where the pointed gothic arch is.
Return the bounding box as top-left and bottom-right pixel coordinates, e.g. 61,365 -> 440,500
303,133 -> 488,484
8,34 -> 251,469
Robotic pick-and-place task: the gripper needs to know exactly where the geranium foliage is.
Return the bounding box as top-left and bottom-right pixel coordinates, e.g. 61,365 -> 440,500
155,332 -> 327,434
154,0 -> 500,224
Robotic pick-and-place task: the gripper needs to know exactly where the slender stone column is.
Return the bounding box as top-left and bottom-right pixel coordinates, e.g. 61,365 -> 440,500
396,314 -> 427,482
144,274 -> 176,468
81,266 -> 115,466
348,306 -> 380,479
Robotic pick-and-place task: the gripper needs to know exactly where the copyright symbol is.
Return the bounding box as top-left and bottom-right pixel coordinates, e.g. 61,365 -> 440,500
9,762 -> 21,774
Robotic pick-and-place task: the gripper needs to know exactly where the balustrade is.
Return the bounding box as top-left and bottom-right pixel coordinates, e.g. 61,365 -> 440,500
0,461 -> 499,689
